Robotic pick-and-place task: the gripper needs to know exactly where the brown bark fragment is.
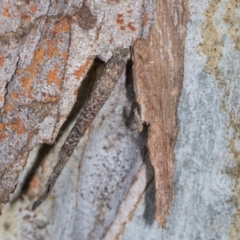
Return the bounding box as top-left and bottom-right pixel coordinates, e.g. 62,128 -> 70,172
133,0 -> 189,226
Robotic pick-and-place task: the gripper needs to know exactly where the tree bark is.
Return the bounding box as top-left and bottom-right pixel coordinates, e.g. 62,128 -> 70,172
1,0 -> 240,239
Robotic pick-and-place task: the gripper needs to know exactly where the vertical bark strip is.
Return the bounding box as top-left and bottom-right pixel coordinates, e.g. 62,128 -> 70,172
133,0 -> 189,226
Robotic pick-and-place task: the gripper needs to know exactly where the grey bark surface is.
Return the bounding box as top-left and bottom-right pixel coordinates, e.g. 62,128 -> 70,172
1,0 -> 240,240
32,47 -> 130,210
0,0 -> 154,208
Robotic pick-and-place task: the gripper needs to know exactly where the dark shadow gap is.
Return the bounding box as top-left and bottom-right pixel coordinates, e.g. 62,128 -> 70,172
143,150 -> 156,225
122,59 -> 140,128
123,59 -> 156,225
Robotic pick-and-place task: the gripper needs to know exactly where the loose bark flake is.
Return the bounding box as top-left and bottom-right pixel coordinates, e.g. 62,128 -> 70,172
133,0 -> 189,226
32,47 -> 130,210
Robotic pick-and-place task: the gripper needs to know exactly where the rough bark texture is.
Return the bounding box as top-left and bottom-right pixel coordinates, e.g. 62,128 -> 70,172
32,47 -> 130,210
133,0 -> 189,226
1,0 -> 240,239
0,0 -> 154,207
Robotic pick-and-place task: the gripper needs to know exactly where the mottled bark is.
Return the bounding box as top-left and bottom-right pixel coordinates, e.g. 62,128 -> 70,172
0,0 -> 153,208
133,0 -> 189,226
33,47 -> 130,210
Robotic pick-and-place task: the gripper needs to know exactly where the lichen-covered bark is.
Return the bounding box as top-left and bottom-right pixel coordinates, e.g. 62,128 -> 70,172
32,47 -> 130,210
1,0 -> 240,239
0,59 -> 149,240
0,0 -> 154,206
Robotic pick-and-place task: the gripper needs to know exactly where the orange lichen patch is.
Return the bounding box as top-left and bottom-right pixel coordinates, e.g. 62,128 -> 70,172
127,22 -> 136,31
116,14 -> 126,31
62,51 -> 68,61
11,118 -> 25,134
17,68 -> 25,74
46,40 -> 60,58
127,10 -> 133,13
21,12 -> 31,22
47,65 -> 62,90
44,95 -> 60,102
34,44 -> 45,64
18,64 -> 39,100
117,14 -> 123,18
4,104 -> 15,114
20,76 -> 32,94
0,56 -> 4,66
30,5 -> 37,13
116,14 -> 124,25
53,17 -> 70,36
0,123 -> 8,140
2,2 -> 11,18
27,65 -> 39,79
47,65 -> 59,84
53,23 -> 60,36
9,92 -> 19,100
143,12 -> 148,27
61,17 -> 70,32
109,37 -> 114,44
74,58 -> 92,79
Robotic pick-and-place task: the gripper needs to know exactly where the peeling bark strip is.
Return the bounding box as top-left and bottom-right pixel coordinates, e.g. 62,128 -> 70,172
32,47 -> 130,210
133,0 -> 189,226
